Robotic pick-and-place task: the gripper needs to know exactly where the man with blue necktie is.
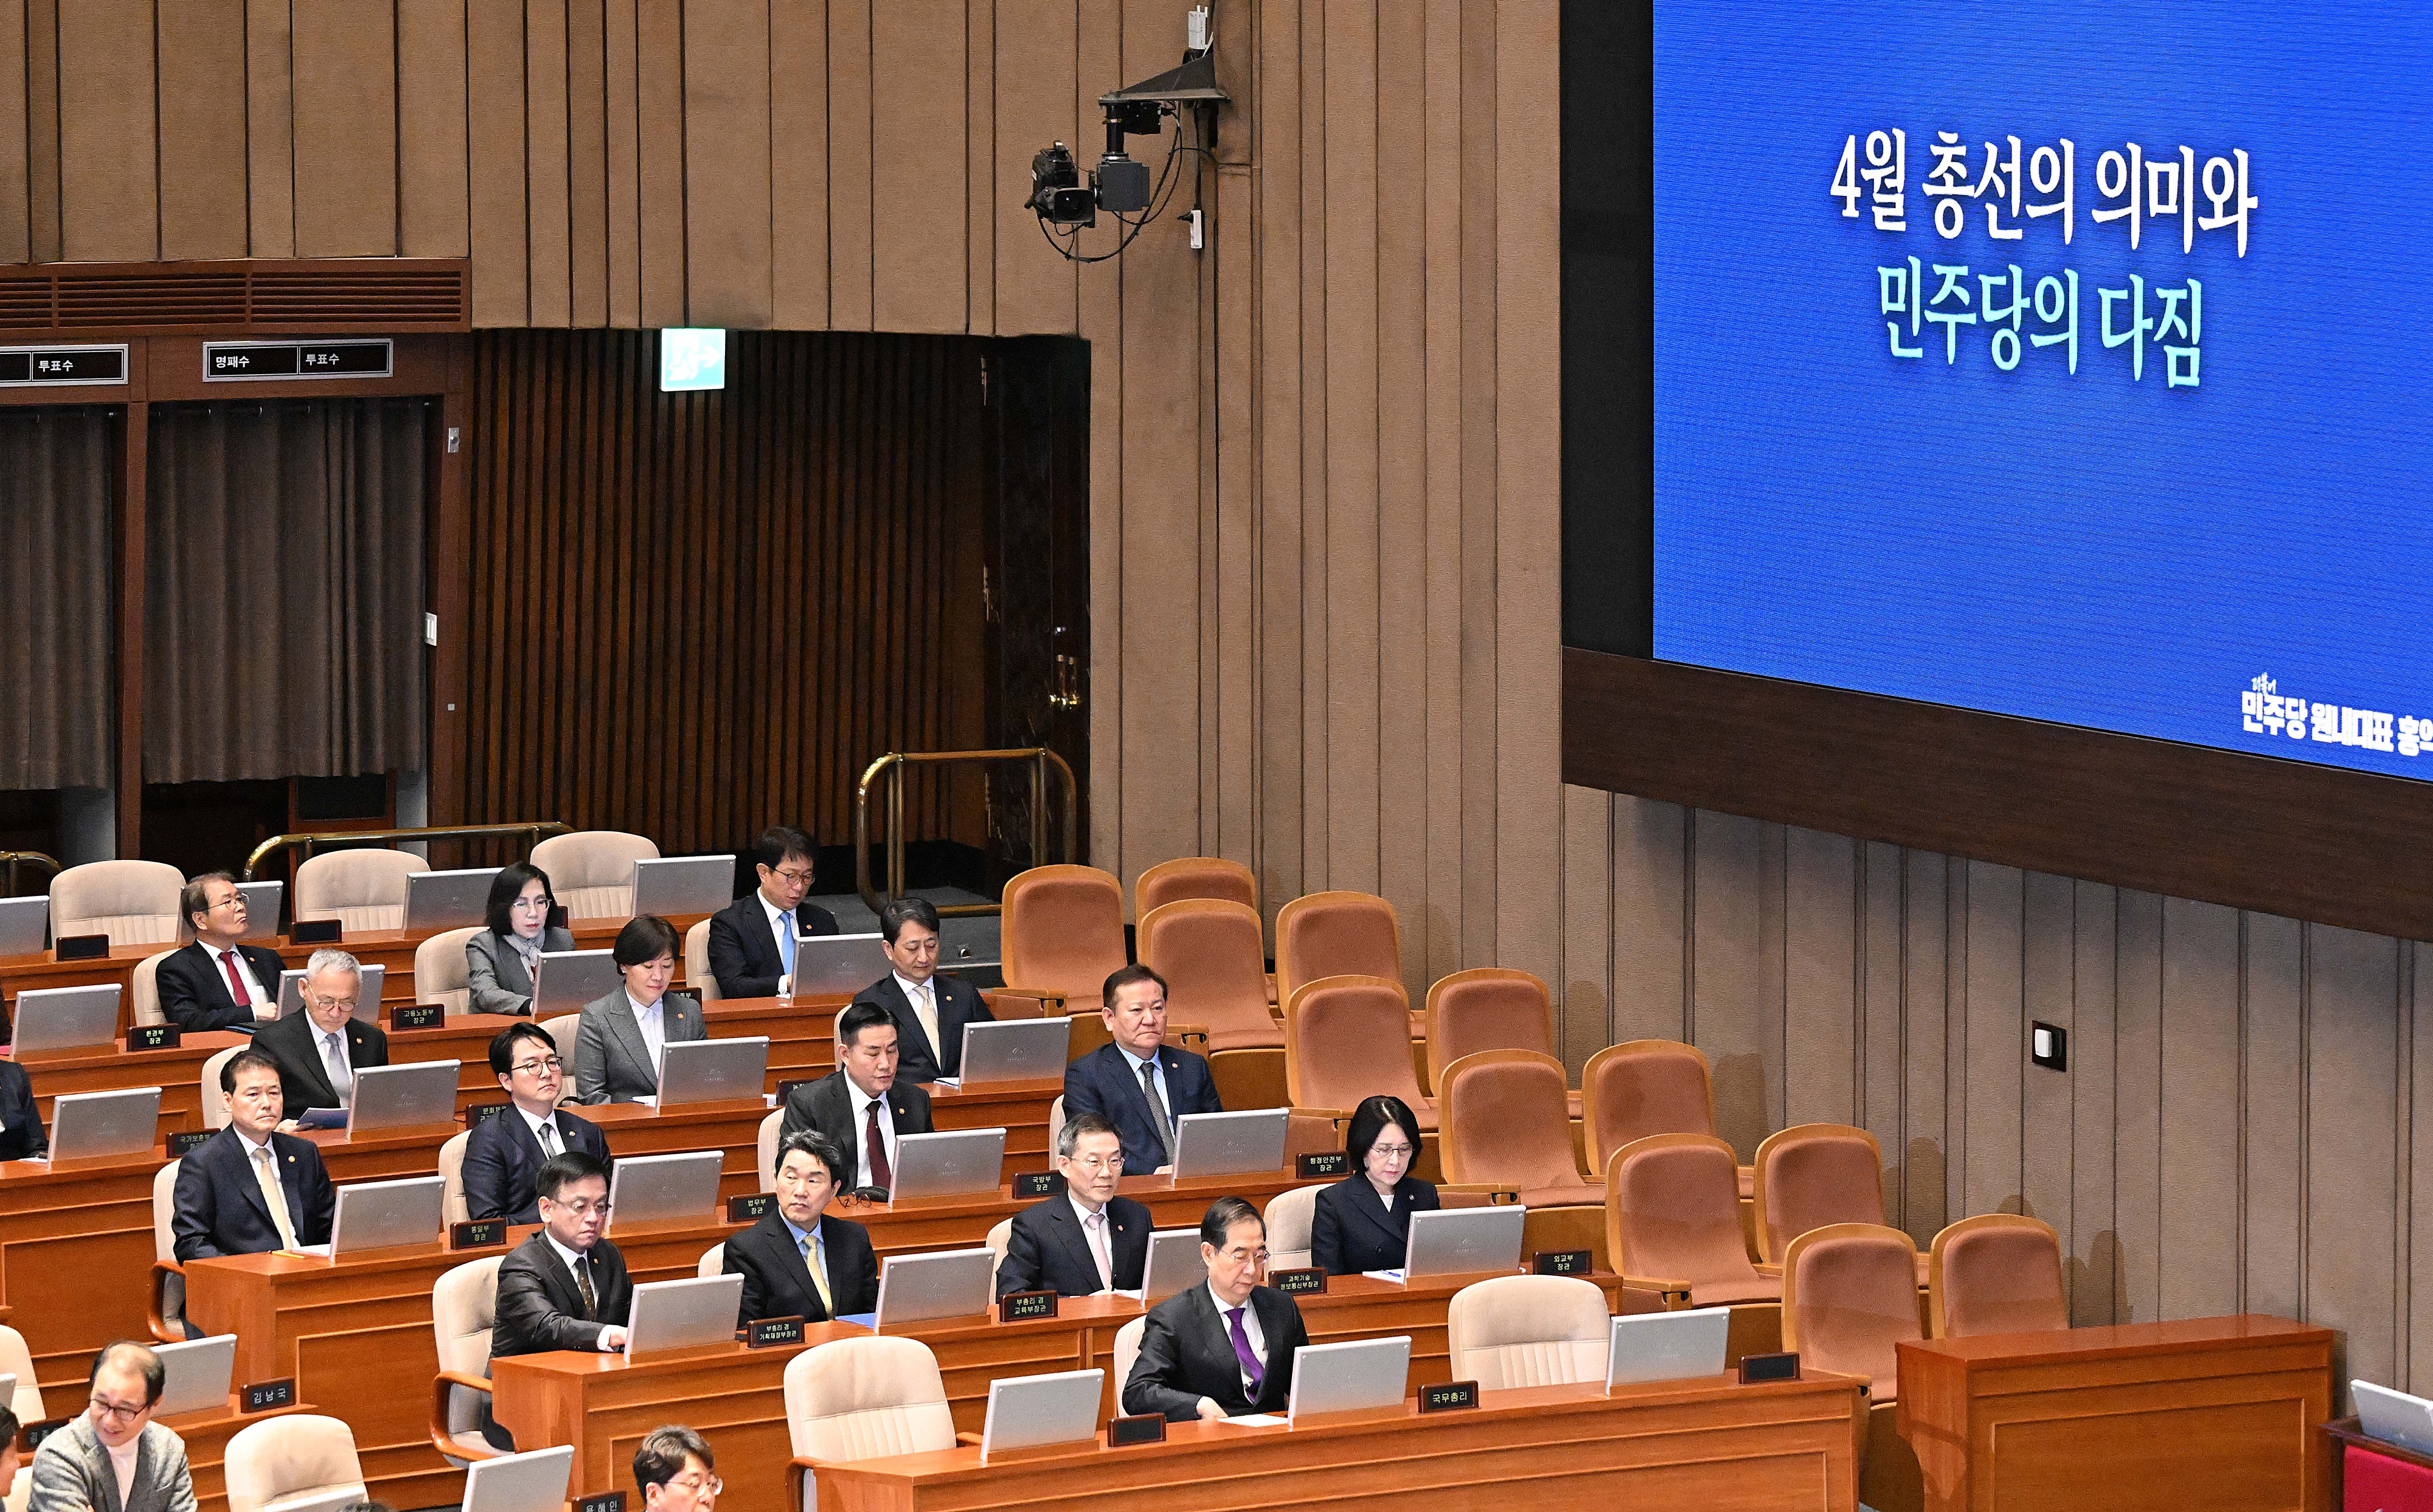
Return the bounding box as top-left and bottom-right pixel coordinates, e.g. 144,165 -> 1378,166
704,827 -> 841,999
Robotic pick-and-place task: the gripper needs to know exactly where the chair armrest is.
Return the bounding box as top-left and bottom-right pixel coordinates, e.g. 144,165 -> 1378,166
955,1431 -> 983,1446
1619,1273 -> 1696,1306
1436,1183 -> 1522,1204
430,1371 -> 509,1463
147,1261 -> 185,1344
993,985 -> 1066,1011
1168,1023 -> 1210,1052
1289,1105 -> 1350,1123
1753,1261 -> 1783,1280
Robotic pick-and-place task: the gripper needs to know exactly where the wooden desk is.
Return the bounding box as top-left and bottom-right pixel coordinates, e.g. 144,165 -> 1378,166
808,1376 -> 1861,1512
492,1271 -> 1671,1510
0,1150 -> 161,1417
1897,1314 -> 2335,1512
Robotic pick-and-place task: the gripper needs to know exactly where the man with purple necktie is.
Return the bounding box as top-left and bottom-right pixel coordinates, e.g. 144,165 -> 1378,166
1120,1196 -> 1310,1421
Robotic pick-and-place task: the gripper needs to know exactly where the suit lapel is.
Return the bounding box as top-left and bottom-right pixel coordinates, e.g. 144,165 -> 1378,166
602,998 -> 650,1085
1342,1183 -> 1407,1247
881,977 -> 939,1067
289,1019 -> 338,1106
1043,1198 -> 1100,1283
223,1131 -> 276,1228
80,1421 -> 122,1512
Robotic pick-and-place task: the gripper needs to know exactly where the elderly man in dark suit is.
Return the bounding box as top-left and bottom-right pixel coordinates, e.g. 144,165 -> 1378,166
1122,1196 -> 1308,1421
491,1151 -> 633,1357
171,1049 -> 335,1261
777,1002 -> 932,1195
724,1130 -> 878,1325
850,896 -> 991,1083
996,1112 -> 1150,1298
154,872 -> 285,1034
1062,964 -> 1223,1176
462,1022 -> 612,1224
703,826 -> 841,999
252,949 -> 389,1120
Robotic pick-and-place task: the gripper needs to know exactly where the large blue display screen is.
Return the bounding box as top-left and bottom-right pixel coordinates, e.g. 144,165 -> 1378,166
1653,2 -> 2433,777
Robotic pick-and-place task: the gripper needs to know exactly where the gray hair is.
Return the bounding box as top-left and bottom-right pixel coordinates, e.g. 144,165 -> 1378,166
302,947 -> 363,987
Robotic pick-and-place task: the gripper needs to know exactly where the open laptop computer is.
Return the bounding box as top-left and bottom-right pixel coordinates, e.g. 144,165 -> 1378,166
632,856 -> 734,917
325,1175 -> 446,1255
151,1334 -> 239,1418
1606,1307 -> 1732,1389
404,868 -> 502,932
790,932 -> 892,997
0,895 -> 47,957
344,1061 -> 460,1134
656,1036 -> 768,1108
10,983 -> 123,1054
1169,1108 -> 1290,1179
605,1150 -> 723,1230
531,949 -> 622,1018
1137,1228 -> 1208,1302
2355,1380 -> 2433,1457
979,1369 -> 1105,1458
461,1444 -> 576,1512
948,1019 -> 1071,1087
1401,1205 -> 1527,1279
1284,1336 -> 1412,1423
623,1274 -> 745,1358
874,1248 -> 997,1326
235,880 -> 282,942
47,1087 -> 161,1162
887,1129 -> 1006,1200
277,965 -> 386,1024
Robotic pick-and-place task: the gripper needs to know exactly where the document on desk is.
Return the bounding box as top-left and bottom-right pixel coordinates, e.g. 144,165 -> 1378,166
835,1312 -> 878,1330
286,1244 -> 335,1258
1361,1269 -> 1407,1285
1218,1414 -> 1286,1426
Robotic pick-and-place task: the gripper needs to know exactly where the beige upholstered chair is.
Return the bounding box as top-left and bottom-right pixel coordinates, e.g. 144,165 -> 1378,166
785,1336 -> 956,1511
530,830 -> 659,921
1752,1122 -> 1923,1281
293,848 -> 429,933
148,1162 -> 187,1343
1283,974 -> 1435,1129
1929,1213 -> 2069,1338
430,1255 -> 508,1466
1446,1275 -> 1611,1389
414,926 -> 485,1015
131,948 -> 176,1027
200,1046 -> 243,1130
758,1109 -> 784,1191
1605,1135 -> 1781,1308
50,859 -> 184,946
1582,1039 -> 1751,1199
0,1325 -> 44,1512
985,1219 -> 1013,1285
1264,1184 -> 1319,1271
438,1131 -> 473,1226
540,1014 -> 581,1075
223,1413 -> 367,1511
686,918 -> 721,1004
1047,1095 -> 1066,1139
1112,1316 -> 1149,1399
698,1243 -> 727,1279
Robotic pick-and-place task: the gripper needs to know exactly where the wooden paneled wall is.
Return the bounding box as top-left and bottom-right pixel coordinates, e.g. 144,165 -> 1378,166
1560,786 -> 2431,1396
461,329 -> 987,853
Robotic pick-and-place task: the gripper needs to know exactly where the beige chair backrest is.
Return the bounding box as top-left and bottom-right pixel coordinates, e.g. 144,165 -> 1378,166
1446,1274 -> 1611,1389
1136,899 -> 1285,1051
200,1047 -> 242,1129
1929,1213 -> 2069,1338
1264,1184 -> 1318,1271
530,831 -> 659,921
151,1162 -> 186,1335
783,1336 -> 956,1465
293,848 -> 430,933
414,926 -> 485,1015
540,1014 -> 580,1074
984,1218 -> 1015,1285
759,1109 -> 783,1192
698,1242 -> 727,1280
1112,1316 -> 1148,1398
0,1325 -> 41,1512
222,1413 -> 366,1512
437,1131 -> 472,1226
131,949 -> 175,1027
432,1255 -> 506,1378
50,859 -> 184,947
686,918 -> 721,1004
1048,1095 -> 1066,1139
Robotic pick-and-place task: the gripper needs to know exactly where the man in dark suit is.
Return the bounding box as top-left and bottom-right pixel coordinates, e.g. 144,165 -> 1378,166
725,1130 -> 878,1324
704,826 -> 842,999
777,1002 -> 932,1194
491,1151 -> 633,1357
1063,964 -> 1224,1176
1123,1196 -> 1308,1421
253,949 -> 389,1119
172,1049 -> 336,1260
155,872 -> 285,1034
462,1022 -> 612,1224
852,896 -> 992,1083
996,1112 -> 1150,1299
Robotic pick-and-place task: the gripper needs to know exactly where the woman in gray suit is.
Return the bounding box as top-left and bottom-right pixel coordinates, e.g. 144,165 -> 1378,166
466,861 -> 577,1016
575,914 -> 704,1103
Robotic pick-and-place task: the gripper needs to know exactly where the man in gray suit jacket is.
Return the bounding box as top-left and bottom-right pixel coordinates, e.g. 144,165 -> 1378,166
29,1342 -> 197,1512
574,915 -> 705,1103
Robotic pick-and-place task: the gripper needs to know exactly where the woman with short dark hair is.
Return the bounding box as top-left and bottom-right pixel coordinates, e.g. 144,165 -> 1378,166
1309,1094 -> 1440,1275
574,915 -> 703,1103
465,861 -> 575,1016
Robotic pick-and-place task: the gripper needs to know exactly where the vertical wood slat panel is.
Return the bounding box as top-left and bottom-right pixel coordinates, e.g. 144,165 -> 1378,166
564,0 -> 608,327
1901,850 -> 1950,1242
682,0 -> 772,327
1250,0 -> 1302,917
57,0 -> 158,262
1374,0 -> 1427,977
466,0 -> 529,324
1453,0 -> 1495,969
244,0 -> 295,257
2159,896 -> 2243,1319
1318,0 -> 1378,897
1608,794 -> 1686,1045
633,0 -> 684,325
1559,786 -> 1612,1074
1692,810 -> 1768,1160
155,0 -> 249,259
1418,0 -> 1463,983
395,0 -> 470,259
523,0 -> 571,326
1962,862 -> 2024,1216
2309,924 -> 2401,1392
289,0 -> 397,255
2245,912 -> 2306,1320
1782,827 -> 1855,1128
0,0 -> 26,263
2019,871 -> 2074,1234
769,0 -> 830,330
602,0 -> 639,325
2069,879 -> 2119,1325
867,0 -> 963,332
1075,0 -> 1122,869
825,0 -> 873,330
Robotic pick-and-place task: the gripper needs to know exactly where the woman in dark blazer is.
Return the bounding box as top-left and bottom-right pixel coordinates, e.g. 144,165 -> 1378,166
0,1056 -> 49,1161
465,862 -> 577,1016
1310,1094 -> 1438,1275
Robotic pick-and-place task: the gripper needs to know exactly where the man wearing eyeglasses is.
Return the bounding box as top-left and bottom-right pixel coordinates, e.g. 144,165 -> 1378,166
252,950 -> 389,1122
633,1424 -> 719,1512
26,1341 -> 197,1512
491,1151 -> 633,1358
462,1022 -> 612,1224
704,827 -> 841,999
996,1114 -> 1150,1298
1122,1197 -> 1307,1423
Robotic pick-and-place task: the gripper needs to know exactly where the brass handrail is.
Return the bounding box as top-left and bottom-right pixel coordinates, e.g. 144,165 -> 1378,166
854,748 -> 1078,917
0,850 -> 60,896
243,821 -> 574,880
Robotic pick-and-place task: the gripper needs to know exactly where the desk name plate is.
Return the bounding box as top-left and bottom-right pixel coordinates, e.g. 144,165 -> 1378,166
577,1494 -> 628,1512
128,1024 -> 181,1051
242,1378 -> 296,1412
727,1193 -> 776,1222
451,1219 -> 507,1250
390,1004 -> 444,1030
1000,1289 -> 1059,1322
1012,1170 -> 1063,1198
749,1316 -> 805,1348
1108,1413 -> 1167,1447
168,1131 -> 213,1157
1532,1249 -> 1593,1276
1418,1379 -> 1480,1413
1269,1266 -> 1327,1295
1296,1151 -> 1350,1179
54,933 -> 109,961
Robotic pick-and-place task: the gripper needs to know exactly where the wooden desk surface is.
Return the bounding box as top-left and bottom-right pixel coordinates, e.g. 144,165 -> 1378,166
1897,1314 -> 2336,1512
493,1271 -> 1674,1510
809,1376 -> 1861,1512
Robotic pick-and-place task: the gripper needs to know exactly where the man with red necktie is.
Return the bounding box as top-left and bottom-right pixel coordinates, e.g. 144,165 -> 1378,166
154,871 -> 285,1035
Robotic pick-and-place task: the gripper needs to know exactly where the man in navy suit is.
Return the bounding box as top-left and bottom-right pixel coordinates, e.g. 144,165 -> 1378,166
1062,964 -> 1223,1176
996,1112 -> 1151,1298
853,896 -> 992,1083
703,826 -> 842,999
154,872 -> 285,1034
172,1049 -> 335,1260
724,1130 -> 879,1325
462,1022 -> 611,1224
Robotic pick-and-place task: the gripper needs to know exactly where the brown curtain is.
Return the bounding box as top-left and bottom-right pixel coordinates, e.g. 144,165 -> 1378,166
0,407 -> 113,789
144,398 -> 426,782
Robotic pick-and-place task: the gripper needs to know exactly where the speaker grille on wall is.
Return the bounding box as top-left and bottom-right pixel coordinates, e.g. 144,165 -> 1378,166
0,260 -> 471,336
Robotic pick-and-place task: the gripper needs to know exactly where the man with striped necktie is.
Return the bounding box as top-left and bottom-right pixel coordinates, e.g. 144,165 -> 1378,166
493,1151 -> 633,1358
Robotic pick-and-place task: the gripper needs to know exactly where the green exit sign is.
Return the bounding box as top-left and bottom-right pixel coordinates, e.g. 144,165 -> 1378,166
659,328 -> 726,392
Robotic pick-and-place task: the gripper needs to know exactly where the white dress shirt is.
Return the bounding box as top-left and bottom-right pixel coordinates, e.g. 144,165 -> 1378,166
203,940 -> 271,1007
893,971 -> 942,1058
1069,1191 -> 1114,1290
845,1078 -> 900,1189
628,993 -> 667,1071
1206,1281 -> 1267,1401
